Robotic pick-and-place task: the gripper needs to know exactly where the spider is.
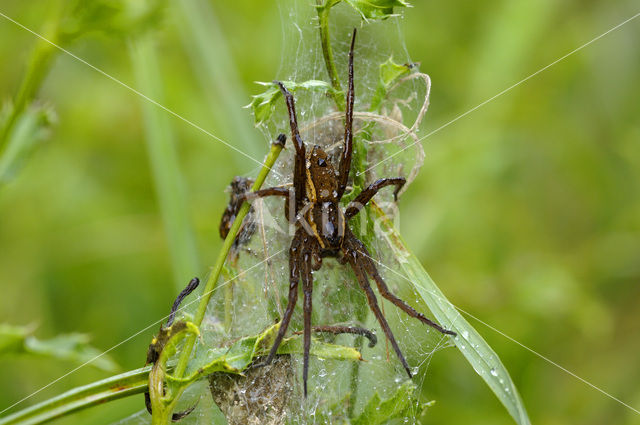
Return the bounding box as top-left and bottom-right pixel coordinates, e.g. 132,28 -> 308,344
239,29 -> 455,396
219,177 -> 256,247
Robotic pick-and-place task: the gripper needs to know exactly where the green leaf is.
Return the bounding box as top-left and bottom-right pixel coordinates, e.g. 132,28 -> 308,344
343,0 -> 410,21
0,323 -> 31,353
247,80 -> 338,126
0,324 -> 118,372
380,56 -> 412,87
352,380 -> 431,425
278,334 -> 363,361
151,322 -> 362,421
175,323 -> 363,386
370,56 -> 412,111
372,207 -> 531,425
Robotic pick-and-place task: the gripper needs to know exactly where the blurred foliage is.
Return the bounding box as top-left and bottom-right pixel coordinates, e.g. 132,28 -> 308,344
60,0 -> 166,42
1,0 -> 639,424
0,324 -> 117,372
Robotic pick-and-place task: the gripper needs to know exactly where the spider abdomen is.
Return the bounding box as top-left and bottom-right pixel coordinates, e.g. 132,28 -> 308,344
303,200 -> 345,250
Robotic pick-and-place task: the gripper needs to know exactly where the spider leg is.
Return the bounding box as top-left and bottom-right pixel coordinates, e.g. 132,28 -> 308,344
262,230 -> 303,365
301,248 -> 314,397
343,240 -> 413,378
275,82 -> 304,155
359,245 -> 457,336
275,81 -> 306,212
240,186 -> 292,224
337,29 -> 357,199
345,177 -> 406,219
295,325 -> 377,348
240,186 -> 290,201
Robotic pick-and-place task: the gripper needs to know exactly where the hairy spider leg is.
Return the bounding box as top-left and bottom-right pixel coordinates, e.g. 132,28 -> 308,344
354,236 -> 456,336
344,177 -> 406,219
301,243 -> 315,397
275,81 -> 306,213
342,232 -> 413,378
293,325 -> 377,348
337,28 -> 357,199
344,180 -> 456,337
240,186 -> 290,201
262,229 -> 303,365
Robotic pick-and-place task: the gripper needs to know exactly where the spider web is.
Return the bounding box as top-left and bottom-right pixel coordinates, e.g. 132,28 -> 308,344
264,0 -> 429,194
114,1 -> 450,423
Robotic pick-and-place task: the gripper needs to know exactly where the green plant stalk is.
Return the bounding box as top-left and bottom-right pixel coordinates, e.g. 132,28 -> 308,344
1,44 -> 54,146
130,34 -> 201,291
316,1 -> 346,110
153,141 -> 284,423
177,141 -> 284,370
0,1 -> 63,150
0,108 -> 46,184
0,367 -> 150,425
149,323 -> 201,425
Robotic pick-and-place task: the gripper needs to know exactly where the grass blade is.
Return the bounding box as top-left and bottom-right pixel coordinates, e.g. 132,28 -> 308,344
174,0 -> 262,165
374,206 -> 531,425
129,34 -> 201,290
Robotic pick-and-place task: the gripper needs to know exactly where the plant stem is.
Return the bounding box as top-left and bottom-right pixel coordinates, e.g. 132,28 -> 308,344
154,141 -> 284,423
0,1 -> 62,150
0,367 -> 150,425
180,141 -> 283,367
316,1 -> 345,110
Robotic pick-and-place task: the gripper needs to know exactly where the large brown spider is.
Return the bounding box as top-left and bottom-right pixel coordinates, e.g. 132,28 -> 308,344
241,29 -> 455,396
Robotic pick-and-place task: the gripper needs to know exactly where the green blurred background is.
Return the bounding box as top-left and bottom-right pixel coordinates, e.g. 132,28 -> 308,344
1,0 -> 639,424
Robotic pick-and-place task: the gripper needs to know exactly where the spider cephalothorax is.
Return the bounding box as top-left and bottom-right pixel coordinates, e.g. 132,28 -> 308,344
239,29 -> 455,396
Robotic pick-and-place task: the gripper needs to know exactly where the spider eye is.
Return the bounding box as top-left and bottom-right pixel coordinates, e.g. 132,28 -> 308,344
317,158 -> 327,167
